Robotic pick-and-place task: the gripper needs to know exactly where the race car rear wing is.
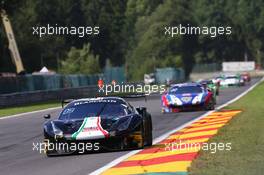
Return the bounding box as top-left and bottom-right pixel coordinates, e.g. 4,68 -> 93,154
120,93 -> 148,102
61,93 -> 148,108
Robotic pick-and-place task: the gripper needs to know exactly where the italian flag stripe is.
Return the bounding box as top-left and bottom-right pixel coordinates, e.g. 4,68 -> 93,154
72,117 -> 88,140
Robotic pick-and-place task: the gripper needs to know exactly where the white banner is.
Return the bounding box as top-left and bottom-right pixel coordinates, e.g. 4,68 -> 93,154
222,62 -> 255,72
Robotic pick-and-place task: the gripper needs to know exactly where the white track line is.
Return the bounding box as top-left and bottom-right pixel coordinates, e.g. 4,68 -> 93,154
90,77 -> 264,175
0,106 -> 61,120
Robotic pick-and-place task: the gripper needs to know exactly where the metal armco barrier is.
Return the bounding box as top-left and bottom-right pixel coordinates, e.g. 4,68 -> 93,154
0,85 -> 98,108
0,82 -> 145,108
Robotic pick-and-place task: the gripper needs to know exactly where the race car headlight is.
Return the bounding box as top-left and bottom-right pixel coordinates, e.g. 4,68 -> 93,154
54,129 -> 63,136
51,121 -> 63,138
117,117 -> 131,132
43,125 -> 48,132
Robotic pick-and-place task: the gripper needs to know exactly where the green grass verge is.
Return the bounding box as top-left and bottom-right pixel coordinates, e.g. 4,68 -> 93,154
189,81 -> 264,175
0,101 -> 60,117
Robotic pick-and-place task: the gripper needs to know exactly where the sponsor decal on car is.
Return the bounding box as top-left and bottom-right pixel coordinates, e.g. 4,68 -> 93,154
72,117 -> 109,140
181,96 -> 192,103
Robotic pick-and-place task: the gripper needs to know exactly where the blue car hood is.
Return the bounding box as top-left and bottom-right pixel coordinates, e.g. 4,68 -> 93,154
165,92 -> 206,105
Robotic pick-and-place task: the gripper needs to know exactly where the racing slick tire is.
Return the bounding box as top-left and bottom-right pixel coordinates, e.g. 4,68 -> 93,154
44,139 -> 58,157
118,123 -> 145,150
144,113 -> 153,147
44,132 -> 57,157
128,113 -> 152,149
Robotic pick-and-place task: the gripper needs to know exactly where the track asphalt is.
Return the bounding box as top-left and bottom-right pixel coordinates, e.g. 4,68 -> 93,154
0,78 -> 260,175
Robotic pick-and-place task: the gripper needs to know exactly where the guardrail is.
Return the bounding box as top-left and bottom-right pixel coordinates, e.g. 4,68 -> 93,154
0,82 -> 146,108
0,85 -> 98,108
1,71 -> 263,108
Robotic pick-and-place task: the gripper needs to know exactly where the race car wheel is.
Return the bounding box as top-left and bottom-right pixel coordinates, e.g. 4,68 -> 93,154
144,113 -> 153,147
145,130 -> 153,147
44,140 -> 57,157
131,124 -> 144,149
123,124 -> 144,150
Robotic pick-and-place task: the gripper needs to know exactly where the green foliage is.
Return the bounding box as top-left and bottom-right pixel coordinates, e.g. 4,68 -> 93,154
162,55 -> 182,68
0,0 -> 264,78
60,43 -> 101,74
127,0 -> 196,80
192,0 -> 264,63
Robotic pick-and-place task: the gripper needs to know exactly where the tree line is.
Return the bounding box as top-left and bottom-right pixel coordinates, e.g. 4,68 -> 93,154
0,0 -> 263,80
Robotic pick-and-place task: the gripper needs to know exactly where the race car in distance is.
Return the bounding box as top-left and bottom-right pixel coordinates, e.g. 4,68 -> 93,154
198,79 -> 220,96
212,75 -> 224,86
219,74 -> 244,87
241,72 -> 251,82
43,97 -> 152,156
161,83 -> 216,113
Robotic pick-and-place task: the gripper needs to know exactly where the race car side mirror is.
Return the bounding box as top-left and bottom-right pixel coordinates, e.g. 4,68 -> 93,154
43,114 -> 51,119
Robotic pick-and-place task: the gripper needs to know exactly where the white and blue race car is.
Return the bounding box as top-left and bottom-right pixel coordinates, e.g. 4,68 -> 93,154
161,83 -> 216,113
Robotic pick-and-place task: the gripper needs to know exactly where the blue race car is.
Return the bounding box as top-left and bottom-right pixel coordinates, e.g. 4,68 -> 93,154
161,83 -> 216,113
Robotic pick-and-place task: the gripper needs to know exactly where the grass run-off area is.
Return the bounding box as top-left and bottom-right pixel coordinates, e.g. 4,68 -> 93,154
189,81 -> 264,175
0,101 -> 60,117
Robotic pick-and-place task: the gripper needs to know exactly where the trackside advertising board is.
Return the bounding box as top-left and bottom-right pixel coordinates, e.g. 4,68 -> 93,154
222,61 -> 255,72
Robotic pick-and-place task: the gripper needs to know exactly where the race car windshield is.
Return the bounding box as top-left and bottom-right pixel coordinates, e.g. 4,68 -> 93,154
226,76 -> 237,79
169,86 -> 203,94
200,80 -> 213,84
59,102 -> 128,120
